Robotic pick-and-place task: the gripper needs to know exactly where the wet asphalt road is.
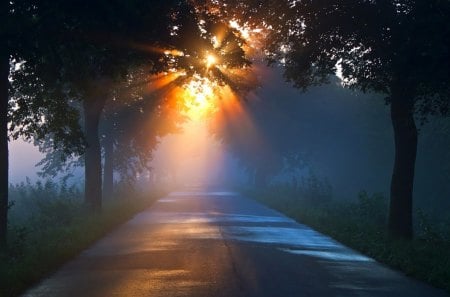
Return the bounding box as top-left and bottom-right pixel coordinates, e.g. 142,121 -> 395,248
22,190 -> 449,297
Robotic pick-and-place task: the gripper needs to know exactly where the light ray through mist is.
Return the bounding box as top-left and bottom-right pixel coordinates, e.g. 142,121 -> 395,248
150,121 -> 226,188
142,15 -> 276,191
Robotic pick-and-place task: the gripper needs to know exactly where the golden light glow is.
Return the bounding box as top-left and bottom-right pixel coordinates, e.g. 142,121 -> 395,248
144,16 -> 267,123
181,76 -> 218,120
164,49 -> 185,57
228,19 -> 266,56
212,35 -> 221,48
229,20 -> 250,40
146,72 -> 182,93
136,11 -> 274,192
205,54 -> 217,68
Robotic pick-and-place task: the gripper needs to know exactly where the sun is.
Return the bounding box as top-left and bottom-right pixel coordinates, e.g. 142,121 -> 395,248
149,17 -> 264,122
180,53 -> 221,120
205,54 -> 217,69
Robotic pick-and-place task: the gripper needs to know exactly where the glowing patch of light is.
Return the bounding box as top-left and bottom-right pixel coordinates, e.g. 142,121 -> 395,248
205,54 -> 217,68
229,20 -> 250,40
228,19 -> 267,56
279,248 -> 374,262
182,76 -> 218,120
163,49 -> 185,57
335,59 -> 343,81
212,36 -> 220,48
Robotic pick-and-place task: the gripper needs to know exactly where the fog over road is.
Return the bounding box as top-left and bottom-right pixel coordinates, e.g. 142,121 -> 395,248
23,190 -> 448,297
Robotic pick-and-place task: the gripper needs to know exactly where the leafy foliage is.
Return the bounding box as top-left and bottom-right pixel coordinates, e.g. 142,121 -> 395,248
166,1 -> 253,92
10,61 -> 85,157
8,178 -> 82,225
223,0 -> 450,239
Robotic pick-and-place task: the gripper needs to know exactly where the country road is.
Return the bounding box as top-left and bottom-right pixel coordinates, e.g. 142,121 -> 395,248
22,190 -> 449,297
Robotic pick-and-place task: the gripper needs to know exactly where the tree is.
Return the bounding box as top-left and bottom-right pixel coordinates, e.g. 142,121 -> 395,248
22,0 -> 184,212
237,0 -> 450,239
1,1 -> 255,245
1,0 -> 30,247
26,0 -> 251,211
1,1 -> 85,246
0,6 -> 8,245
99,69 -> 185,197
205,0 -> 450,238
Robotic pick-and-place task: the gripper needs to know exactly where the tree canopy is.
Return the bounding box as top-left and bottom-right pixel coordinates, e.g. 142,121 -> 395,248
209,0 -> 450,239
263,0 -> 450,239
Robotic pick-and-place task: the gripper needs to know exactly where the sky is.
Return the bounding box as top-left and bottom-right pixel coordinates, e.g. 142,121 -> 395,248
9,139 -> 44,184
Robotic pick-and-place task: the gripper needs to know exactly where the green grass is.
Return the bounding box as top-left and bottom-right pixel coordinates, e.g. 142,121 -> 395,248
0,188 -> 165,297
246,185 -> 450,293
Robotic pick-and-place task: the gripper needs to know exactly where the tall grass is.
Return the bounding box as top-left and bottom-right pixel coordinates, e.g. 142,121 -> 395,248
1,179 -> 165,297
246,181 -> 450,293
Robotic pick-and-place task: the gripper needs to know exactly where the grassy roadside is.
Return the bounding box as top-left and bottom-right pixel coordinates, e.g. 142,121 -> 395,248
245,186 -> 450,293
0,187 -> 166,297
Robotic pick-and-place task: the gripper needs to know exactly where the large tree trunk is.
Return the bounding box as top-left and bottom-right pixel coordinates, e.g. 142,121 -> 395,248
83,96 -> 106,212
388,92 -> 417,240
103,134 -> 114,199
0,52 -> 9,247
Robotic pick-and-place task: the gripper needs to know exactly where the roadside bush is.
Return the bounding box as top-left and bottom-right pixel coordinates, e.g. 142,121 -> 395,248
9,178 -> 82,226
1,179 -> 164,297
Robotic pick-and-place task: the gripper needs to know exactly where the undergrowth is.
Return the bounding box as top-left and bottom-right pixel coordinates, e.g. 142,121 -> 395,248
1,179 -> 164,297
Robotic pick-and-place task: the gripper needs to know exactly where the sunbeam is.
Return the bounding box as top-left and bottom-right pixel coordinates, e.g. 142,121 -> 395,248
140,8 -> 273,192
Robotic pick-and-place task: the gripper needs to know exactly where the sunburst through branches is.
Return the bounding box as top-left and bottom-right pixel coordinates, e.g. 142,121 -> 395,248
144,7 -> 266,122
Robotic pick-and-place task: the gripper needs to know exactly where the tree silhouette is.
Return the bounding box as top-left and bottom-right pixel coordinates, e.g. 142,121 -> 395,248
206,0 -> 450,238
99,69 -> 185,196
1,1 -> 84,246
258,0 -> 450,239
1,1 -> 189,243
5,0 -> 253,215
18,1 -> 183,212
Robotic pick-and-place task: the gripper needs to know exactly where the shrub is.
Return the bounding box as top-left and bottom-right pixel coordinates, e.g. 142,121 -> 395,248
1,179 -> 164,297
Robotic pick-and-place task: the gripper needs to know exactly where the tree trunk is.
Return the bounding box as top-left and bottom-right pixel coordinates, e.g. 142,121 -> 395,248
388,92 -> 417,240
103,134 -> 114,199
83,96 -> 106,212
0,52 -> 9,247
